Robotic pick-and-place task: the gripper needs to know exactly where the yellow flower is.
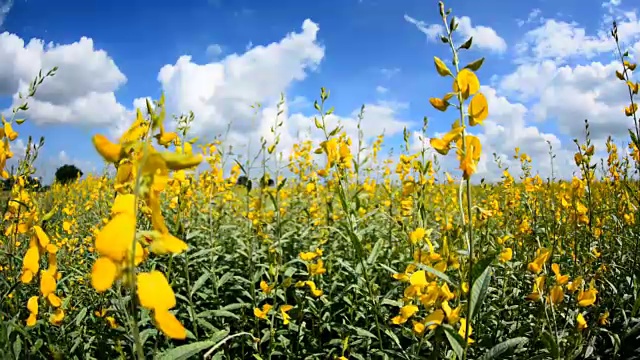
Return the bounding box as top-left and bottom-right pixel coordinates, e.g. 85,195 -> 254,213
4,120 -> 18,140
309,259 -> 327,276
254,304 -> 273,320
137,271 -> 186,339
392,304 -> 419,325
91,257 -> 119,292
296,280 -> 323,297
260,280 -> 274,294
280,305 -> 293,325
300,251 -> 319,261
26,296 -> 38,327
551,263 -> 570,285
527,248 -> 550,274
429,97 -> 450,112
154,131 -> 179,147
567,276 -> 583,293
468,92 -> 489,126
154,309 -> 187,340
598,311 -> 609,326
92,134 -> 123,163
40,270 -> 56,297
106,316 -> 118,329
456,135 -> 482,179
49,309 -> 64,325
576,313 -> 588,331
458,318 -> 474,344
526,275 -> 546,302
409,227 -> 426,244
137,271 -> 176,311
430,126 -> 464,155
442,300 -> 461,325
94,213 -> 137,262
453,69 -> 480,100
577,288 -> 597,307
499,248 -> 513,263
147,232 -> 188,255
548,285 -> 564,305
21,246 -> 40,284
439,283 -> 455,301
424,309 -> 445,330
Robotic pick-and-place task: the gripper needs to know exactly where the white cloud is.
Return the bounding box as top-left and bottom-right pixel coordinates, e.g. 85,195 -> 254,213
376,85 -> 388,94
514,10 -> 640,64
517,8 -> 543,27
412,86 -> 575,182
0,0 -> 12,27
404,15 -> 444,42
206,43 -> 223,58
0,33 -> 129,127
157,19 -> 325,140
380,67 -> 400,79
288,95 -> 311,110
153,19 -> 410,175
405,14 -> 507,53
455,16 -> 507,53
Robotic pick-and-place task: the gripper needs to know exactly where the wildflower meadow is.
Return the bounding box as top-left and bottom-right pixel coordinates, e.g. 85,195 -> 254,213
1,2 -> 640,359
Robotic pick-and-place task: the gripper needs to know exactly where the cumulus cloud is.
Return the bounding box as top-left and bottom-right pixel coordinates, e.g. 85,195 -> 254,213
514,9 -> 640,64
0,33 -> 129,127
150,19 -> 412,176
404,14 -> 507,53
411,85 -> 571,182
502,8 -> 640,142
158,19 -> 324,138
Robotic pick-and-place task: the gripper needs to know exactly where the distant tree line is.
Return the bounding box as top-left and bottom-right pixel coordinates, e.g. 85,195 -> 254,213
0,164 -> 84,192
235,174 -> 279,191
2,163 -> 285,195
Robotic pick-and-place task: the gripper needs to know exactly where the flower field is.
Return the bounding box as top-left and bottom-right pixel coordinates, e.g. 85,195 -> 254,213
2,2 -> 640,359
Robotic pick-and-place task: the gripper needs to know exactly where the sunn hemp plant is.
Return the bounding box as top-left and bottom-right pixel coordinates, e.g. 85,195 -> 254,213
4,1 -> 640,359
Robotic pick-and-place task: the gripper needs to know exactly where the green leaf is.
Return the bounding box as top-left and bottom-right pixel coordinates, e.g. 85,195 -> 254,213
434,56 -> 453,77
419,264 -> 457,287
191,273 -> 210,296
459,37 -> 473,50
464,58 -> 485,72
366,238 -> 384,266
470,265 -> 492,320
13,337 -> 22,359
75,307 -> 87,327
541,330 -> 559,358
156,329 -> 229,360
197,309 -> 240,320
478,337 -> 528,360
353,326 -> 378,339
442,325 -> 465,359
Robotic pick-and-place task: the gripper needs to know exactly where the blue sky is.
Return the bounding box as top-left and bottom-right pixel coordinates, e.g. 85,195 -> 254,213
0,0 -> 638,183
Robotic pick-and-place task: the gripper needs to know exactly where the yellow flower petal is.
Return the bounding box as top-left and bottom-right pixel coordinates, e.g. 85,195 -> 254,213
137,271 -> 176,311
91,257 -> 118,292
468,92 -> 488,126
40,271 -> 56,297
92,134 -> 123,163
95,213 -> 136,262
154,309 -> 187,339
27,296 -> 38,315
